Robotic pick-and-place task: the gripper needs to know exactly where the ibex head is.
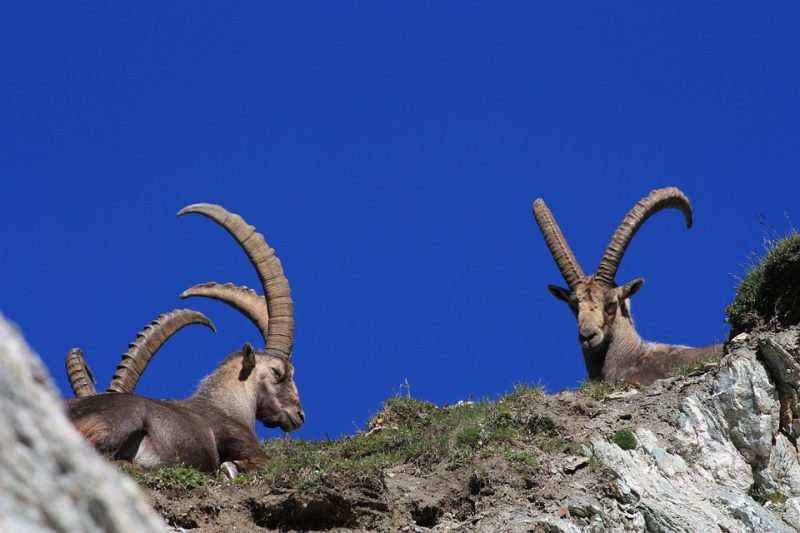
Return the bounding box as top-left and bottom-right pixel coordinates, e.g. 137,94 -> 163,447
546,276 -> 644,354
533,187 -> 692,378
178,203 -> 305,432
225,343 -> 303,432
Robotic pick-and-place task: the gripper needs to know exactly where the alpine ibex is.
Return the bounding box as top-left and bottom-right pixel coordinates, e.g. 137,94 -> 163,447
533,187 -> 722,385
66,204 -> 304,473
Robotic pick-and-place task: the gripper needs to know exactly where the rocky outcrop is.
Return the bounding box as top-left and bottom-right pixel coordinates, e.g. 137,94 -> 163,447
582,328 -> 800,532
0,313 -> 166,532
135,326 -> 800,532
454,333 -> 798,532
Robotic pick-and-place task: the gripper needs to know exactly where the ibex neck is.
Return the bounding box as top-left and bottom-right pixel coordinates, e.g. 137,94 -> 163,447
188,368 -> 257,429
599,318 -> 648,382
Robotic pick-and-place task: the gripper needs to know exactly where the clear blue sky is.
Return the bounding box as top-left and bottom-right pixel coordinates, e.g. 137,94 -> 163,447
1,3 -> 798,441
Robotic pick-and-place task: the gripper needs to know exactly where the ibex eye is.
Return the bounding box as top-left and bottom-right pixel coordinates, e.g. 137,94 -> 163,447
272,368 -> 283,380
604,301 -> 617,314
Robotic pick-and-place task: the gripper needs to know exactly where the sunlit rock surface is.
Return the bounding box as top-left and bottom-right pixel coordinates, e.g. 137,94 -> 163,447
0,313 -> 165,533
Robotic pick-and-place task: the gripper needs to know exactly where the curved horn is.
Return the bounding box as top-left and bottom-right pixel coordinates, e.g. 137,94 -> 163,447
178,204 -> 294,358
66,348 -> 97,397
595,187 -> 693,287
532,198 -> 585,288
181,282 -> 269,346
107,309 -> 216,394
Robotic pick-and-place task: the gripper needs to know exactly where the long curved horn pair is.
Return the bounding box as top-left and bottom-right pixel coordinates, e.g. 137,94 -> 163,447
68,309 -> 215,395
178,204 -> 295,359
533,187 -> 693,287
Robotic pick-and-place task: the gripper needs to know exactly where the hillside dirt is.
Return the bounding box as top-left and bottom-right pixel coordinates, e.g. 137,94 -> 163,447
138,371 -> 716,532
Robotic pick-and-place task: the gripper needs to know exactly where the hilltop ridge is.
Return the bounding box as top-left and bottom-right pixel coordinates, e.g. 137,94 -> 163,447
130,233 -> 800,531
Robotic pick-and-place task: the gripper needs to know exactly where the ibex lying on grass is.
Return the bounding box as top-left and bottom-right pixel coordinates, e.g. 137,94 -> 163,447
66,204 -> 304,473
66,309 -> 216,397
533,187 -> 722,385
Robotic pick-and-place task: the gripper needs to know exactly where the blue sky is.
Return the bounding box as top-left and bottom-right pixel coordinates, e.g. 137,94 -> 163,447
1,3 -> 798,441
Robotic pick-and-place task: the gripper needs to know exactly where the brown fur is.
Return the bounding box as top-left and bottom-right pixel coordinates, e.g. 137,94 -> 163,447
66,347 -> 303,472
72,416 -> 111,448
550,275 -> 722,385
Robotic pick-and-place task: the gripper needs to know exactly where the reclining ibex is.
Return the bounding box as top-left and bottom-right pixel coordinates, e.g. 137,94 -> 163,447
533,187 -> 722,385
66,204 -> 304,474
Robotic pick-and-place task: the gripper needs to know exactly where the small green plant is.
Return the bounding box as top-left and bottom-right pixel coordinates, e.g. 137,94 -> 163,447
454,426 -> 482,448
578,380 -> 640,400
144,465 -> 212,494
612,429 -> 637,450
447,448 -> 474,470
509,381 -> 547,398
118,463 -> 146,482
587,456 -> 604,472
538,436 -> 573,454
767,492 -> 788,505
497,446 -> 539,471
669,358 -> 720,378
586,456 -> 617,481
748,486 -> 788,506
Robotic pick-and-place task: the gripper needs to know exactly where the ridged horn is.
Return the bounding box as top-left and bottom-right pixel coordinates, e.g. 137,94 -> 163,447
595,187 -> 693,287
532,198 -> 585,288
66,348 -> 97,397
181,282 -> 269,346
178,204 -> 294,358
107,309 -> 216,394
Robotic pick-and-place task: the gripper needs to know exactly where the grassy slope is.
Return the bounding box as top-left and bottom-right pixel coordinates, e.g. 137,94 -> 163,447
126,384 -> 554,495
726,232 -> 800,336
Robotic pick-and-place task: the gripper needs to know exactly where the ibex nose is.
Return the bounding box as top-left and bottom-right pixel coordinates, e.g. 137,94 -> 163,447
579,330 -> 597,343
297,409 -> 305,423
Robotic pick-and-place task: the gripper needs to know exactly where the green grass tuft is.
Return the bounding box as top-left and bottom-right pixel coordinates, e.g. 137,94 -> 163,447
669,358 -> 720,378
578,380 -> 641,400
123,464 -> 212,495
748,485 -> 788,506
612,429 -> 637,450
726,232 -> 800,335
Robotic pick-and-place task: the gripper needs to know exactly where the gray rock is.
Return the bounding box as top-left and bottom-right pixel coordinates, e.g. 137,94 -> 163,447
586,330 -> 800,532
0,313 -> 166,532
784,497 -> 800,530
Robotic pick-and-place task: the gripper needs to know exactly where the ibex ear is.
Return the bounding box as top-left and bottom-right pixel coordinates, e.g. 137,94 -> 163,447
547,284 -> 571,302
618,278 -> 644,300
240,343 -> 256,379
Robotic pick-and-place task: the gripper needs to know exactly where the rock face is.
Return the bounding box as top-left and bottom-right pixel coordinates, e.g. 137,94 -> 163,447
591,332 -> 799,532
0,313 -> 166,533
470,330 -> 800,532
